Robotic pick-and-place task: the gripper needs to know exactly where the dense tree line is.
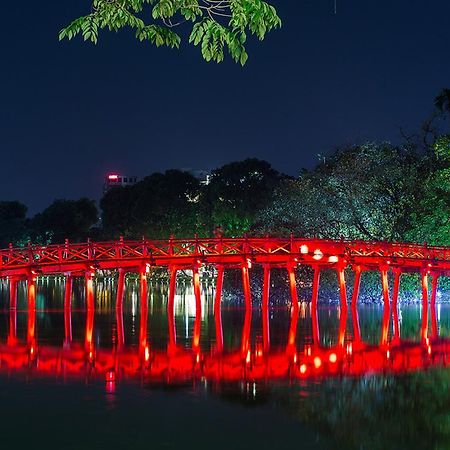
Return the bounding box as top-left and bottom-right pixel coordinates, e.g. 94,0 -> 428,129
0,92 -> 448,248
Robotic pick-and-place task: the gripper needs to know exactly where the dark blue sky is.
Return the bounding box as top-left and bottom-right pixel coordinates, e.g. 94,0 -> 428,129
1,1 -> 449,214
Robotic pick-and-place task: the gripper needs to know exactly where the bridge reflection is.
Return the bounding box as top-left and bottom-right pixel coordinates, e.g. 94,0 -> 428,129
0,294 -> 447,388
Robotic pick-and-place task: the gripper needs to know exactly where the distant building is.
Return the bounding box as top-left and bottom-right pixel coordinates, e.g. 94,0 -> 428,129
104,174 -> 138,193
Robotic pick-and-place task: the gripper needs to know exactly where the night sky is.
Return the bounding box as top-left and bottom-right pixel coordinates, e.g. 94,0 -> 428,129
1,1 -> 449,214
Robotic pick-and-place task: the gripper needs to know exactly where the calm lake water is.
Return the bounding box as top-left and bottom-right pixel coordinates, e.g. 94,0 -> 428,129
0,275 -> 449,450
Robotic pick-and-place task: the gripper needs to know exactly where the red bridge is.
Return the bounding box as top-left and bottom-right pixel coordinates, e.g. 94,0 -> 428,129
1,237 -> 449,347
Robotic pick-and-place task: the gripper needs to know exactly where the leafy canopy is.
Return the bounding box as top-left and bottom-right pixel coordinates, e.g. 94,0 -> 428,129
59,0 -> 281,65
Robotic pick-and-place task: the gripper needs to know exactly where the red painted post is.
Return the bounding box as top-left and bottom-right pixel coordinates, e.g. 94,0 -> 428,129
168,267 -> 177,348
214,265 -> 224,353
392,269 -> 401,309
192,265 -> 202,350
8,276 -> 18,345
140,271 -> 148,309
392,269 -> 401,342
337,267 -> 348,310
351,266 -> 362,342
430,273 -> 439,338
337,267 -> 348,347
116,301 -> 124,349
116,268 -> 125,309
351,266 -> 362,308
27,275 -> 36,346
338,301 -> 348,348
287,264 -> 299,351
350,305 -> 361,345
311,267 -> 321,346
85,271 -> 95,311
116,269 -> 125,349
9,276 -> 18,309
262,265 -> 271,353
85,305 -> 94,356
241,265 -> 252,356
421,271 -> 429,341
431,273 -> 439,308
380,269 -> 390,345
64,275 -> 73,345
139,271 -> 149,355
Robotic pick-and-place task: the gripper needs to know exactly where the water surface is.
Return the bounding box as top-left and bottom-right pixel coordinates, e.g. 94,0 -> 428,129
0,277 -> 449,450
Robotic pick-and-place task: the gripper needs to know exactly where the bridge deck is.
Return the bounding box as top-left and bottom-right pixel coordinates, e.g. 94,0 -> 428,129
0,237 -> 449,277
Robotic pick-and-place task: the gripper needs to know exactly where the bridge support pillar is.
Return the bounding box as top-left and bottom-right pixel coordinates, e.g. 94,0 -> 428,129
287,264 -> 299,352
8,277 -> 19,345
351,266 -> 362,342
27,275 -> 36,347
168,267 -> 177,348
140,271 -> 149,357
116,268 -> 126,309
85,272 -> 95,311
214,265 -> 224,353
262,265 -> 271,353
380,269 -> 390,345
241,265 -> 252,357
140,271 -> 148,309
64,274 -> 73,346
85,306 -> 94,359
337,267 -> 348,347
116,302 -> 124,349
9,276 -> 18,309
351,266 -> 362,307
311,267 -> 321,346
430,273 -> 440,338
84,271 -> 95,357
392,269 -> 401,342
192,265 -> 202,350
421,271 -> 429,341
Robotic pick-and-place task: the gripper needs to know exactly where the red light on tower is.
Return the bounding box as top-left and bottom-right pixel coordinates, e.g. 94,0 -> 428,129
108,174 -> 119,181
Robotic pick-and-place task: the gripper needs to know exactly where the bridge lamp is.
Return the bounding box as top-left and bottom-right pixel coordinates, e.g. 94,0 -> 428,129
300,244 -> 309,254
329,353 -> 337,363
106,370 -> 116,382
313,249 -> 323,260
328,255 -> 339,263
313,356 -> 322,369
256,345 -> 263,358
299,364 -> 307,374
